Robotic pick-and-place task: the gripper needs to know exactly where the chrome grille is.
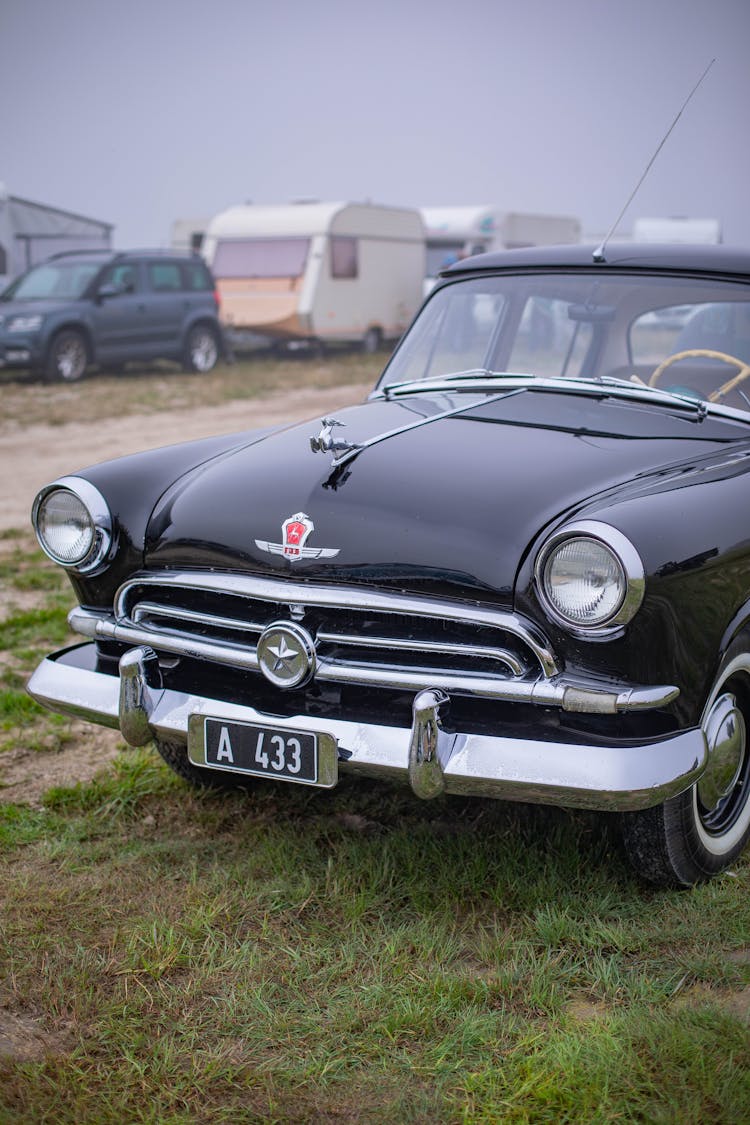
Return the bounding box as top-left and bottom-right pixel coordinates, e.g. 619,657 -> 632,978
100,571 -> 560,699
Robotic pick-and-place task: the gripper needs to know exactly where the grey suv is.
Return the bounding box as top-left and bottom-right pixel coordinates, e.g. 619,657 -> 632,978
0,249 -> 227,381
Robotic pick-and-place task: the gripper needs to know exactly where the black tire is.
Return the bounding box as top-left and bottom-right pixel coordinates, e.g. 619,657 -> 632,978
621,646 -> 750,887
182,323 -> 219,373
362,327 -> 382,354
45,328 -> 88,382
154,738 -> 254,791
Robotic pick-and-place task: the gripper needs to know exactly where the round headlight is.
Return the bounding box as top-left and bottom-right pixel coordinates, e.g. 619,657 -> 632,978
536,521 -> 644,633
32,477 -> 112,572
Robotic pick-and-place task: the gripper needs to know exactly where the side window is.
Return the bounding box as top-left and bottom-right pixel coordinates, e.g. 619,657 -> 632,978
100,262 -> 138,294
148,262 -> 183,292
181,260 -> 211,291
330,236 -> 358,279
632,303 -> 750,367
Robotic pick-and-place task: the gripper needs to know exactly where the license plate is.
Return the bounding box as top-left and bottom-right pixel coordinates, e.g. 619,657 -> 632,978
188,715 -> 338,787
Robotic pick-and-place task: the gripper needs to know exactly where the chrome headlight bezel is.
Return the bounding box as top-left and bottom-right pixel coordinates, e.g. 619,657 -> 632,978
534,520 -> 645,637
31,476 -> 113,573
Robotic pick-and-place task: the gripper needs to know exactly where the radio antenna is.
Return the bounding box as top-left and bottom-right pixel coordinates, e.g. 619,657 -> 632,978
593,58 -> 716,262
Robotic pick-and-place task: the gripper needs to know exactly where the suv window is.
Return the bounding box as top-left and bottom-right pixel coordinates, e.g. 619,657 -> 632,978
181,260 -> 212,290
99,262 -> 139,294
7,259 -> 101,300
148,262 -> 183,291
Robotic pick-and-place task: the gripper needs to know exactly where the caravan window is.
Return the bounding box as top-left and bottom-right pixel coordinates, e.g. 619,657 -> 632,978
212,238 -> 310,279
330,237 -> 358,279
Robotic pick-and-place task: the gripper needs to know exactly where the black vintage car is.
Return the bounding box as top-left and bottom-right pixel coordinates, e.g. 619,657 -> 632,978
28,244 -> 750,887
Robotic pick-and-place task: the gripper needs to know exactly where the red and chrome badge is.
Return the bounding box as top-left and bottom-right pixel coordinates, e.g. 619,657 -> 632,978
255,512 -> 340,562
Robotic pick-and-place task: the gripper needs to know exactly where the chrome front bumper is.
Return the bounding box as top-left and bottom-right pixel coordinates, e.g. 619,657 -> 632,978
27,643 -> 708,812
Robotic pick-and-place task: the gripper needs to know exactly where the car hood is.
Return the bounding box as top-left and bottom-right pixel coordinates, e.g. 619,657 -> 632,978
144,387 -> 742,598
0,297 -> 85,322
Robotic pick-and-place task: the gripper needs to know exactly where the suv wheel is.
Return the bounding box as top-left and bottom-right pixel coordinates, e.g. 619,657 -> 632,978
183,324 -> 219,373
45,329 -> 88,382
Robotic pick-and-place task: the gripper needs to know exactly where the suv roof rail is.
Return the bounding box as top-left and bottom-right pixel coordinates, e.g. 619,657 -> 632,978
113,248 -> 205,259
47,249 -> 115,261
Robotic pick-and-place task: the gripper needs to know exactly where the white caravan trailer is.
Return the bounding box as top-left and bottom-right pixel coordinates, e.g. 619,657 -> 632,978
202,202 -> 425,351
632,217 -> 722,244
420,206 -> 581,289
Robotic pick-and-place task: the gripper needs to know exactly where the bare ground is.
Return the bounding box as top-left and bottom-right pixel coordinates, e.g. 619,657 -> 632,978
0,381 -> 368,532
0,381 -> 367,802
0,727 -> 124,808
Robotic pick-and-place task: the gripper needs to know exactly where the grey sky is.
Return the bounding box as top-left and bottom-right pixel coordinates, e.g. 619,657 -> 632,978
2,0 -> 748,249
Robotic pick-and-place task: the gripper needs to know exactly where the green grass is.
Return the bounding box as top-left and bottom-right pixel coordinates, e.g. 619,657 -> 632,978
1,761 -> 749,1123
1,520 -> 749,1123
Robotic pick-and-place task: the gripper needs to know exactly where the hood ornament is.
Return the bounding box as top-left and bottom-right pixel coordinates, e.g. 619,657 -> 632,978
255,512 -> 340,562
310,417 -> 361,463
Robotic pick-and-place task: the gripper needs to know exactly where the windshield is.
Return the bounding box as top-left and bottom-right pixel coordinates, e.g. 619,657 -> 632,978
380,272 -> 750,414
4,259 -> 101,301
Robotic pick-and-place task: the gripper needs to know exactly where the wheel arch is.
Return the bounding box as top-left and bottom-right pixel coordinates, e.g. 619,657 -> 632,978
44,321 -> 95,365
719,601 -> 750,665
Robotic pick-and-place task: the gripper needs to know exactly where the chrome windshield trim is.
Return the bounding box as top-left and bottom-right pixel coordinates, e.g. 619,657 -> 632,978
110,571 -> 561,677
377,374 -> 750,423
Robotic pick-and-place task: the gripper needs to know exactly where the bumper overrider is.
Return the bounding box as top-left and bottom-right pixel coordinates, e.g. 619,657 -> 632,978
27,618 -> 708,812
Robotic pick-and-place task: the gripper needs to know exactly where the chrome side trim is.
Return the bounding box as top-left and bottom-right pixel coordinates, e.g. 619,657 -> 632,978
27,645 -> 707,812
67,606 -> 679,713
112,570 -> 561,677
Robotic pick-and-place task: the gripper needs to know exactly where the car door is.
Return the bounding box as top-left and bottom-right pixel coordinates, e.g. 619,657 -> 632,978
143,259 -> 185,357
90,261 -> 151,360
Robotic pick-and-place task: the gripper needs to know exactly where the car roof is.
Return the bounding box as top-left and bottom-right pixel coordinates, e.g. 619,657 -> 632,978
441,242 -> 750,280
47,249 -> 204,264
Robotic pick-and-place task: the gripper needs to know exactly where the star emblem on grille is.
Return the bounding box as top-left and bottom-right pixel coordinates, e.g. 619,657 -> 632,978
257,622 -> 316,689
267,635 -> 301,675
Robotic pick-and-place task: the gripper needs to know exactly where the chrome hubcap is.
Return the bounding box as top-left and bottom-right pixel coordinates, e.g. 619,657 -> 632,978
58,339 -> 85,379
698,692 -> 746,814
191,332 -> 217,371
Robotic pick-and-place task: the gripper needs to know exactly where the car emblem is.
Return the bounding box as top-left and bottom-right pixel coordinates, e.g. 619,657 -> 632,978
310,417 -> 361,464
256,621 -> 316,688
255,512 -> 340,561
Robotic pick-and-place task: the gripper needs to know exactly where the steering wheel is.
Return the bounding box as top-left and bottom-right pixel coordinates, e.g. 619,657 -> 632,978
649,348 -> 750,403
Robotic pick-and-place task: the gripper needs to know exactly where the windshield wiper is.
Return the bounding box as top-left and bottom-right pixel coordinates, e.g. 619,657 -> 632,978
596,375 -> 708,417
380,370 -> 530,398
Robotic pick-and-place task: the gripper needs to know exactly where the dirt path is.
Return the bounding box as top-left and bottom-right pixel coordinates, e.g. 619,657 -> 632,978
0,383 -> 368,532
